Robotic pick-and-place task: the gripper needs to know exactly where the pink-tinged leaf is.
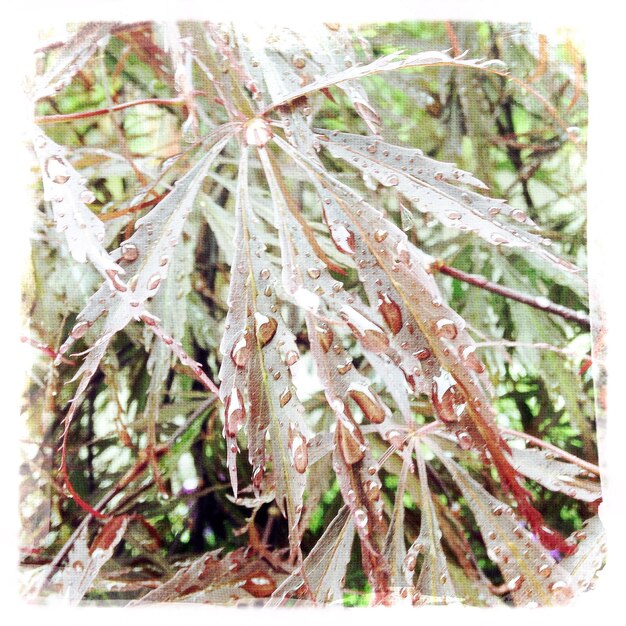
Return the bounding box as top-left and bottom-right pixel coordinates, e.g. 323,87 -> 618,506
404,442 -> 459,605
509,447 -> 602,503
263,49 -> 509,113
61,516 -> 129,605
382,447 -> 411,604
560,516 -> 606,593
266,505 -> 355,606
218,148 -> 310,556
275,133 -> 574,556
130,548 -> 278,604
316,129 -> 579,272
430,439 -> 577,607
32,23 -> 113,100
32,129 -> 120,276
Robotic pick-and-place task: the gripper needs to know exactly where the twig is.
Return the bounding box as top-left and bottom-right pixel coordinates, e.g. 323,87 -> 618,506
431,260 -> 590,329
35,97 -> 188,125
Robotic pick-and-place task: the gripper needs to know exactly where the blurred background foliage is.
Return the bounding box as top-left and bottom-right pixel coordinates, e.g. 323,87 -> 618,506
21,20 -> 592,604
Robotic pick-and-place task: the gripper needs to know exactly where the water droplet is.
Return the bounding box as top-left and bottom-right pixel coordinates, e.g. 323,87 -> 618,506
340,305 -> 389,354
491,233 -> 509,245
231,330 -> 252,367
511,209 -> 527,223
337,418 -> 365,465
348,383 -> 387,424
434,172 -> 444,181
459,345 -> 485,374
535,296 -> 551,309
336,359 -> 353,375
456,431 -> 473,450
106,269 -> 127,292
259,268 -> 270,280
367,144 -> 378,154
329,224 -> 356,255
446,211 -> 462,220
415,348 -> 431,361
70,320 -> 90,339
147,273 -> 161,291
242,572 -> 276,598
377,292 -> 402,335
244,117 -> 273,148
225,388 -> 245,436
538,564 -> 552,578
374,229 -> 388,242
254,312 -> 278,346
79,189 -> 96,204
382,174 -> 399,187
507,574 -> 524,592
488,206 -> 501,216
307,267 -> 321,279
405,554 -> 417,572
289,427 -> 308,473
492,504 -> 505,517
292,55 -> 306,69
279,388 -> 292,407
435,318 -> 458,340
385,429 -> 405,449
45,156 -> 70,184
354,508 -> 368,528
121,243 -> 139,262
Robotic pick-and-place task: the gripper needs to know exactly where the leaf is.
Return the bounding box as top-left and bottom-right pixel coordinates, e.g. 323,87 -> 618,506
131,548 -> 278,604
218,147 -> 310,556
32,23 -> 113,100
61,516 -> 129,605
509,447 -> 601,503
404,442 -> 459,605
430,439 -> 577,607
264,49 -> 509,112
32,129 -> 120,276
316,129 -> 579,272
275,133 -> 573,555
560,516 -> 606,593
266,505 -> 355,607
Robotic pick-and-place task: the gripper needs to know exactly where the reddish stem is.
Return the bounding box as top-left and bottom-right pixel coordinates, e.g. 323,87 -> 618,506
431,261 -> 590,329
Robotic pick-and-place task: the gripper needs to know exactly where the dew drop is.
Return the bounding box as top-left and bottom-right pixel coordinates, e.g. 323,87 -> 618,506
292,55 -> 306,69
511,209 -> 527,223
45,156 -> 70,184
354,509 -> 368,528
377,292 -> 403,335
259,268 -> 271,280
289,427 -> 308,473
435,318 -> 458,340
147,273 -> 161,291
307,267 -> 321,279
374,229 -> 388,242
340,305 -> 389,354
348,383 -> 387,424
279,388 -> 292,407
70,320 -> 90,339
121,243 -> 139,262
242,572 -> 276,598
225,388 -> 246,437
446,211 -> 462,221
459,345 -> 485,374
507,575 -> 524,592
538,564 -> 552,578
254,312 -> 278,347
79,189 -> 96,204
491,233 -> 510,245
231,330 -> 252,367
337,419 -> 365,465
382,174 -> 399,187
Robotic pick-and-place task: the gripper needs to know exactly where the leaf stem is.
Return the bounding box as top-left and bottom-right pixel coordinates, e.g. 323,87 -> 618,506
431,260 -> 590,329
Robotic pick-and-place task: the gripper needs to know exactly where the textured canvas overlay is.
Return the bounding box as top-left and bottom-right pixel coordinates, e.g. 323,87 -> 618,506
20,19 -> 604,608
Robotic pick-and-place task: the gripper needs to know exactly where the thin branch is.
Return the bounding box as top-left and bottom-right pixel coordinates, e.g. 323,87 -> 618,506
431,260 -> 590,329
35,97 -> 188,125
